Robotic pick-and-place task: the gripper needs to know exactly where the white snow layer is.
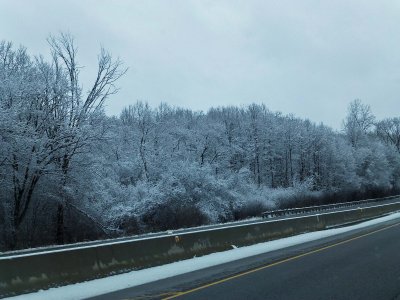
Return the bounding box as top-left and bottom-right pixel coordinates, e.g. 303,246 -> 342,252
6,212 -> 400,300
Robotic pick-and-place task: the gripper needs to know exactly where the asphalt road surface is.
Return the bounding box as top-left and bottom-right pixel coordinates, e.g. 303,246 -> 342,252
90,217 -> 400,300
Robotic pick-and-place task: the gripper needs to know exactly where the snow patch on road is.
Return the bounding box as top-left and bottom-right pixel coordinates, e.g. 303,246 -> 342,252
6,212 -> 400,300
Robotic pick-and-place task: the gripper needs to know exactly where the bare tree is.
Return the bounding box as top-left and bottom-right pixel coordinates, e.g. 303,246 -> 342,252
48,33 -> 127,243
376,117 -> 400,152
343,99 -> 375,147
121,102 -> 153,181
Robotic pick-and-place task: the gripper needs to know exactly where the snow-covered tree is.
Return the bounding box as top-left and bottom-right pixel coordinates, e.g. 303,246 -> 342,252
343,99 -> 375,148
0,34 -> 126,248
376,117 -> 400,152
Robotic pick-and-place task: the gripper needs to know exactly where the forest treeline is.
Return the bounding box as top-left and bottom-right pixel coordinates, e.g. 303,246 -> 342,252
1,35 -> 400,251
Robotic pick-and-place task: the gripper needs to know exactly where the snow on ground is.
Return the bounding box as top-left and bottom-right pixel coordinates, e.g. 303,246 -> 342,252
6,212 -> 400,300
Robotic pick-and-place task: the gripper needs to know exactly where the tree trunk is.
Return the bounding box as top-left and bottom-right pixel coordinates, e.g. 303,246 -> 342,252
56,203 -> 65,244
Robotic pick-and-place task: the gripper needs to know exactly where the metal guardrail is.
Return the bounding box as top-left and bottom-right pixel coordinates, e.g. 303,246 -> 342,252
261,195 -> 400,218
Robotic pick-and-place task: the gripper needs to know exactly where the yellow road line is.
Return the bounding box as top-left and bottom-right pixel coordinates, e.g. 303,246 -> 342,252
163,221 -> 400,300
125,291 -> 181,299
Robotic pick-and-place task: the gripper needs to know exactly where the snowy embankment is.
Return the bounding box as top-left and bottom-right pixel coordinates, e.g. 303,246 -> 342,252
6,212 -> 400,300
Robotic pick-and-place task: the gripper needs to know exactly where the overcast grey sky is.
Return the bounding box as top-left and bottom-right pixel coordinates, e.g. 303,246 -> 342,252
1,0 -> 400,129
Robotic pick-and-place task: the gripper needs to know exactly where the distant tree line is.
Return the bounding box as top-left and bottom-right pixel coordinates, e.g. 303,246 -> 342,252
0,35 -> 399,251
